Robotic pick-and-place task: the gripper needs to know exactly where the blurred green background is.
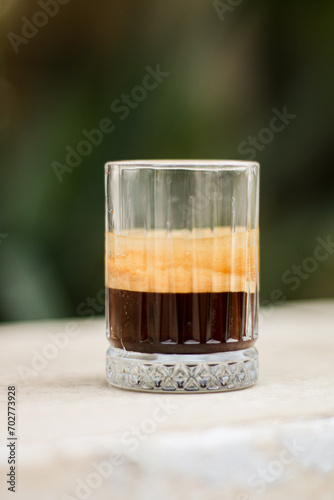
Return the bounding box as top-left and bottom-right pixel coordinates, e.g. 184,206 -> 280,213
0,0 -> 333,322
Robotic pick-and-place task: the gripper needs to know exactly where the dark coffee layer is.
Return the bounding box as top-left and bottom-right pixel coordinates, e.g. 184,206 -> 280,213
107,288 -> 257,354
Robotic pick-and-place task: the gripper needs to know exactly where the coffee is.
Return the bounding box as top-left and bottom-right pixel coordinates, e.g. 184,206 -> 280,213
106,228 -> 258,354
108,288 -> 255,353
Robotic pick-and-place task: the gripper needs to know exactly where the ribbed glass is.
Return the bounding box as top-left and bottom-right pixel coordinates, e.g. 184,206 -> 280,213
105,160 -> 259,392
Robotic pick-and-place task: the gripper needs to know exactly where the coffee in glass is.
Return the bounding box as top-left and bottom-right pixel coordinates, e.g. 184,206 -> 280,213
105,161 -> 259,392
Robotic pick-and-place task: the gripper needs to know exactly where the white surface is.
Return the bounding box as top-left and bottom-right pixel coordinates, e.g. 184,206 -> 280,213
1,300 -> 334,499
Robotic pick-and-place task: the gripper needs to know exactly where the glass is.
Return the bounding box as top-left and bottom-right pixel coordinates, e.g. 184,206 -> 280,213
105,160 -> 260,392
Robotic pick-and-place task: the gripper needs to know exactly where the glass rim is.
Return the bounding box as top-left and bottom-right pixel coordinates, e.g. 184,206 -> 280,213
105,159 -> 259,172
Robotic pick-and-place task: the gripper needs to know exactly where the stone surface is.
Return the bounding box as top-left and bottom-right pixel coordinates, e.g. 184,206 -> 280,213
1,300 -> 334,499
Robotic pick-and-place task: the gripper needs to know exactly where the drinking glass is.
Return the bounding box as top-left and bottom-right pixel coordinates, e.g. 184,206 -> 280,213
105,160 -> 259,392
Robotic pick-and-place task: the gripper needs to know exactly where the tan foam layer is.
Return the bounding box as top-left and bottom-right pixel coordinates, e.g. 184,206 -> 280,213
106,228 -> 259,293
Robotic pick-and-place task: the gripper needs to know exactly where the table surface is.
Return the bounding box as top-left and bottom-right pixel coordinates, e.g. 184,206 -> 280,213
1,300 -> 334,500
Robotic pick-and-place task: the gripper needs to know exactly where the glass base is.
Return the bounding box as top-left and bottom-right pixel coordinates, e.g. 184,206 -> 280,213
106,346 -> 258,393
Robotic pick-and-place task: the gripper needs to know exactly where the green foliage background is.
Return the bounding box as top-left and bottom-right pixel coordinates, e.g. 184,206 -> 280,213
1,0 -> 333,321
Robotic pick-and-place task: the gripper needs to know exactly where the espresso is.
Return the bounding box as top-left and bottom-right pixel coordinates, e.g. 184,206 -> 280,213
108,288 -> 256,354
105,227 -> 258,354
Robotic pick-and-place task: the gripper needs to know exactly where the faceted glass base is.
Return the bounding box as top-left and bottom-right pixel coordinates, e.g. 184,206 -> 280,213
106,346 -> 258,393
